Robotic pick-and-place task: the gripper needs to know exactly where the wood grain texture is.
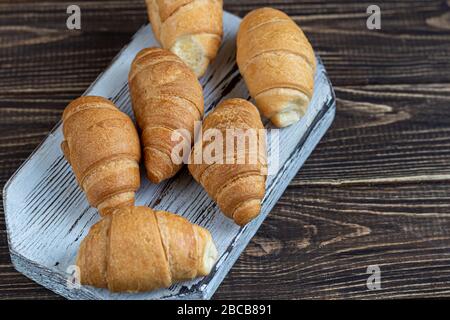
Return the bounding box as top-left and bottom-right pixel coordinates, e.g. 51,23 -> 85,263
3,17 -> 335,300
1,0 -> 450,299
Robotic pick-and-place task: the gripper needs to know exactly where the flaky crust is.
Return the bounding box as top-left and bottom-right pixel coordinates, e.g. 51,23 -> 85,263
61,96 -> 141,216
145,0 -> 223,77
129,48 -> 204,184
76,206 -> 218,293
236,7 -> 316,127
188,98 -> 267,226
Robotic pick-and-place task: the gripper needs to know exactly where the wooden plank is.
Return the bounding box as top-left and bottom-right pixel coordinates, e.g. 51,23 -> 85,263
216,183 -> 450,299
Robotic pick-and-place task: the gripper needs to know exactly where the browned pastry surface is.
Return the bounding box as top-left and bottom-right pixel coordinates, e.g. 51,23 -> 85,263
237,7 -> 316,127
145,0 -> 223,77
188,98 -> 267,226
76,206 -> 218,292
129,47 -> 204,184
61,96 -> 141,216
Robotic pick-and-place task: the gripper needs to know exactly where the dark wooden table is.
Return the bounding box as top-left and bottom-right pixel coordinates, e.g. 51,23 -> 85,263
1,0 -> 450,300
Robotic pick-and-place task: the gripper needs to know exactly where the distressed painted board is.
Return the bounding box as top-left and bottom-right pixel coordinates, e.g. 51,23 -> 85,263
3,11 -> 335,300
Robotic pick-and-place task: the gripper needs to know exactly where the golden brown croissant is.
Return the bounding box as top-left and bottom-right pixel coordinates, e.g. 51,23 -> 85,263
188,98 -> 267,226
129,48 -> 204,184
61,96 -> 141,216
236,7 -> 316,127
76,206 -> 218,293
145,0 -> 223,77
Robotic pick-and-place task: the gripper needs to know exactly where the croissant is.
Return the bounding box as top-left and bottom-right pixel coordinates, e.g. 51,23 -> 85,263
61,96 -> 141,216
145,0 -> 223,77
188,98 -> 267,226
236,7 -> 316,127
76,206 -> 218,292
129,48 -> 204,184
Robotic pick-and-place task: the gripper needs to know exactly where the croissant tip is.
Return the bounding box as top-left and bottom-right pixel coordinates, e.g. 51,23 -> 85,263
270,111 -> 301,127
147,171 -> 165,184
233,200 -> 262,226
97,193 -> 136,217
98,207 -> 117,216
143,147 -> 179,184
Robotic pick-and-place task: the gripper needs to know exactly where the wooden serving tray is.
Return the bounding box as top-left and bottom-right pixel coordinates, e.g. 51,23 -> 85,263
3,11 -> 335,300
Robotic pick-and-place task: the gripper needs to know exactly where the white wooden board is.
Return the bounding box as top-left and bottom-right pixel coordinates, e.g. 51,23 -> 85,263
3,11 -> 335,300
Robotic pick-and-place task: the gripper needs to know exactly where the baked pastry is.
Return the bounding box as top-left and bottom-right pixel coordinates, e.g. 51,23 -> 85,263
76,206 -> 218,292
237,7 -> 316,127
129,48 -> 204,183
61,96 -> 141,216
145,0 -> 223,77
188,98 -> 267,226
